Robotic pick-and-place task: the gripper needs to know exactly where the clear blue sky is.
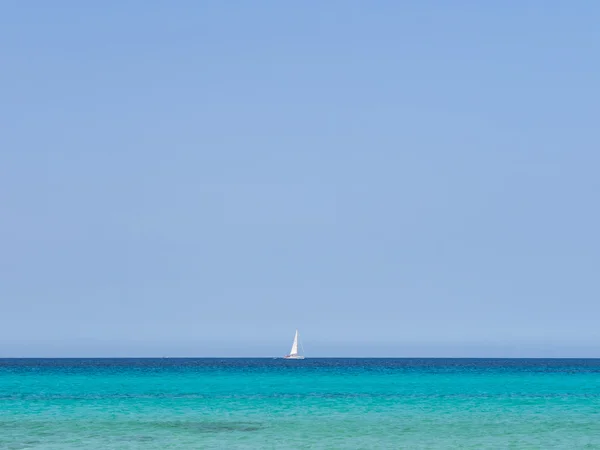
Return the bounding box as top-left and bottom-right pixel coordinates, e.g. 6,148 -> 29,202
1,1 -> 599,357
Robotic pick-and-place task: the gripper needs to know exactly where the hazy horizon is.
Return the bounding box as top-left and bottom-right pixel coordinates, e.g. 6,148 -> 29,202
2,337 -> 599,359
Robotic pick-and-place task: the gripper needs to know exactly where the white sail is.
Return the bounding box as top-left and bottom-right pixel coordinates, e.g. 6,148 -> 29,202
284,329 -> 304,359
290,330 -> 299,355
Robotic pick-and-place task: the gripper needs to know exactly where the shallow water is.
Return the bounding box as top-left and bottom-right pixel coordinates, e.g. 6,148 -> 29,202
1,358 -> 599,449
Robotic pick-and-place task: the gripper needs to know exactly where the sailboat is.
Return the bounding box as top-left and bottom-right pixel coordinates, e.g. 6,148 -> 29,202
284,329 -> 305,359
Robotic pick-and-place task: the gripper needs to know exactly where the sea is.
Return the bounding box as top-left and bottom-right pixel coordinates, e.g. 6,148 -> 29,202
1,358 -> 599,449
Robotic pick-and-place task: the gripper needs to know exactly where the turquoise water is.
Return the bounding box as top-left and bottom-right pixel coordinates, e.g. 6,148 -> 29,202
1,359 -> 599,449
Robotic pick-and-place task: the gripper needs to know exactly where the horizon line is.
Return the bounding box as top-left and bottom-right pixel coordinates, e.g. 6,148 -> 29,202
2,356 -> 600,360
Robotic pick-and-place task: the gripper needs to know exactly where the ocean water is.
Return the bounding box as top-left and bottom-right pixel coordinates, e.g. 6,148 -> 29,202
1,359 -> 599,449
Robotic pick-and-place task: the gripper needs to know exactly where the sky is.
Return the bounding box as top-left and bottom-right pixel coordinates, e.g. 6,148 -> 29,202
1,1 -> 599,357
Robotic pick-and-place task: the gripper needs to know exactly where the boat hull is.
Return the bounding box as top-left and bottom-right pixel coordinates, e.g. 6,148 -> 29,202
284,355 -> 305,359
